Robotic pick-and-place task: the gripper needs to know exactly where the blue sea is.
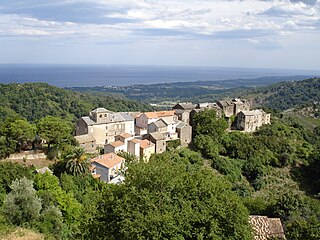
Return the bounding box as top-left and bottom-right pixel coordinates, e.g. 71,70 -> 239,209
0,64 -> 319,87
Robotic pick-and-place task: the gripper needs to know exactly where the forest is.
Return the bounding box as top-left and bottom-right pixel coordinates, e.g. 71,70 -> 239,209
0,81 -> 319,239
0,82 -> 153,122
69,76 -> 317,106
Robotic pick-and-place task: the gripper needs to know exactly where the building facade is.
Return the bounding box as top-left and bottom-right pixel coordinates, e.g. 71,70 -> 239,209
75,108 -> 134,146
236,109 -> 271,132
91,153 -> 125,182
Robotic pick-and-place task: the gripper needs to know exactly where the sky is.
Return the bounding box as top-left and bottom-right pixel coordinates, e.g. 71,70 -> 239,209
0,0 -> 320,69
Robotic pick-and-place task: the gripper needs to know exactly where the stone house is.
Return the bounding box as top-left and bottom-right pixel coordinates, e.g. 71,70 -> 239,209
75,108 -> 134,146
172,102 -> 196,110
148,119 -> 167,134
139,139 -> 155,161
216,100 -> 236,117
236,109 -> 271,132
144,132 -> 166,154
115,133 -> 133,145
172,103 -> 196,124
216,99 -> 250,117
128,138 -> 141,159
176,122 -> 192,146
104,140 -> 126,154
135,111 -> 177,136
195,102 -> 224,117
74,134 -> 96,153
162,117 -> 177,135
91,153 -> 125,182
233,98 -> 250,114
174,109 -> 191,124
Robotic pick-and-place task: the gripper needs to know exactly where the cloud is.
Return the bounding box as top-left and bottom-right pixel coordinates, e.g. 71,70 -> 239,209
261,1 -> 316,17
0,0 -> 319,42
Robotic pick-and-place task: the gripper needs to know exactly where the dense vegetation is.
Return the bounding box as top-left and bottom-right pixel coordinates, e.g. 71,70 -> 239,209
248,77 -> 320,111
0,148 -> 253,239
0,82 -> 153,122
70,77 -> 320,114
0,81 -> 320,239
192,109 -> 320,240
69,75 -> 311,104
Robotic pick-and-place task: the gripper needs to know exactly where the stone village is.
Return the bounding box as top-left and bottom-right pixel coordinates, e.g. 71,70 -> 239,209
74,98 -> 270,184
71,99 -> 282,240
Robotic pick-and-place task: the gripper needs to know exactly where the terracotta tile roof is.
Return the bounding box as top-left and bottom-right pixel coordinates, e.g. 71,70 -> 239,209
119,133 -> 132,139
89,165 -> 96,171
144,112 -> 159,119
142,111 -> 176,119
109,141 -> 125,148
140,139 -> 155,149
129,139 -> 141,144
249,215 -> 285,240
91,153 -> 125,169
156,111 -> 175,117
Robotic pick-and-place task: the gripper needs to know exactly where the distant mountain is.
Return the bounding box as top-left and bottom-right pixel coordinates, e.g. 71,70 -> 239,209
0,83 -> 153,122
69,75 -> 314,103
248,78 -> 320,111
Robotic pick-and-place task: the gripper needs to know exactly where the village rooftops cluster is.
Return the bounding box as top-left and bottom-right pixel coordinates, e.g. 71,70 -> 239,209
75,107 -> 192,183
75,98 -> 270,183
173,99 -> 270,132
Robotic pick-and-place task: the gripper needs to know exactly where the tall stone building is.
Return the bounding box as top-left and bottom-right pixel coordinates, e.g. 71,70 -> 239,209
236,109 -> 271,132
216,99 -> 250,117
75,108 -> 134,146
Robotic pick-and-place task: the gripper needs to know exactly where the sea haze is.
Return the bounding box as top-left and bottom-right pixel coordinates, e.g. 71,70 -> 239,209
0,64 -> 319,87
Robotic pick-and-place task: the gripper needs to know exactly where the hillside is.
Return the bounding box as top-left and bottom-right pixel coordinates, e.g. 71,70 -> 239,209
69,75 -> 312,103
0,83 -> 153,122
248,77 -> 320,111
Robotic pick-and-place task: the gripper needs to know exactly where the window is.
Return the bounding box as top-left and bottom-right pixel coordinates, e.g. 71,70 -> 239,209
99,114 -> 102,118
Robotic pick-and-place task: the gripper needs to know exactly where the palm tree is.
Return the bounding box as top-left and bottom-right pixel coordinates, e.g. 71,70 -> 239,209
65,147 -> 90,176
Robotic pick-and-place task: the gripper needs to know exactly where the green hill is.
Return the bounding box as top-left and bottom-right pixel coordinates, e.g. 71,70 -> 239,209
248,77 -> 320,111
0,83 -> 153,122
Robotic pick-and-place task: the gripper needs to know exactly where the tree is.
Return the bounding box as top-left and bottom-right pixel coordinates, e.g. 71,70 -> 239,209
192,109 -> 228,158
5,119 -> 36,151
3,177 -> 42,225
65,147 -> 90,176
37,116 -> 75,159
37,116 -> 74,151
193,109 -> 228,139
34,173 -> 83,226
89,156 -> 252,240
33,206 -> 64,238
117,150 -> 139,165
0,162 -> 33,195
0,136 -> 15,159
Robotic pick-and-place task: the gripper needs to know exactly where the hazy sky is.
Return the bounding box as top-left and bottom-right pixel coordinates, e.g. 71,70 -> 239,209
0,0 -> 320,69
